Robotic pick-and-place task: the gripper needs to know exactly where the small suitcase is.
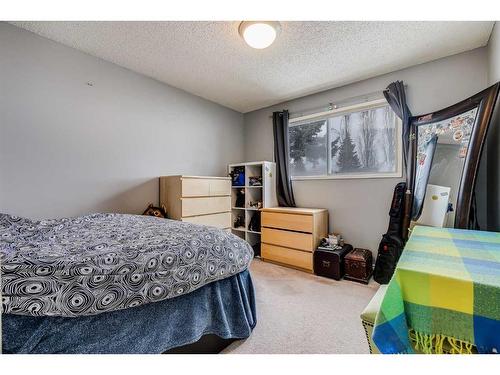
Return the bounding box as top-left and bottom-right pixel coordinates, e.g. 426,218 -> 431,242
313,244 -> 353,280
345,248 -> 373,284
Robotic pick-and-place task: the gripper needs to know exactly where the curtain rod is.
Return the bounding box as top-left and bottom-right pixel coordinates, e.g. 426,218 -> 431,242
289,98 -> 388,124
268,86 -> 405,120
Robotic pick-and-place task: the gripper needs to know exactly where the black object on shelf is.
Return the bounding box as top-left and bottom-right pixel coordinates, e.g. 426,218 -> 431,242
252,242 -> 261,258
313,244 -> 353,280
233,215 -> 245,228
235,188 -> 245,208
249,176 -> 262,186
248,211 -> 261,232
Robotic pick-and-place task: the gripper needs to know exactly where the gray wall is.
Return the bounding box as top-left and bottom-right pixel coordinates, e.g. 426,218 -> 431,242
0,22 -> 245,219
244,48 -> 488,253
487,22 -> 500,231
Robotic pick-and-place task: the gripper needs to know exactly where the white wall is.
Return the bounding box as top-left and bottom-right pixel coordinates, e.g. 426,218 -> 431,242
487,22 -> 500,231
0,22 -> 245,219
244,48 -> 489,253
1,21 -> 495,243
489,23 -> 500,82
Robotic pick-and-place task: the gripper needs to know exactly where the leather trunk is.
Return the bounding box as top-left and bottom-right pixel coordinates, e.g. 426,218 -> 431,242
344,248 -> 373,284
313,244 -> 353,280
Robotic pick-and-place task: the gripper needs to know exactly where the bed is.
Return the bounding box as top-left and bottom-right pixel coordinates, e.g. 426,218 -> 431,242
1,213 -> 256,354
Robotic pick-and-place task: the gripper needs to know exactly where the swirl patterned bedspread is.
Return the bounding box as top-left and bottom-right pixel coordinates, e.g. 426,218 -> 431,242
0,213 -> 253,317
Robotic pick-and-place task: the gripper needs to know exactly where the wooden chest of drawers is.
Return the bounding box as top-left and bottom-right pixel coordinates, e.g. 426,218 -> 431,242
261,207 -> 328,272
159,176 -> 231,230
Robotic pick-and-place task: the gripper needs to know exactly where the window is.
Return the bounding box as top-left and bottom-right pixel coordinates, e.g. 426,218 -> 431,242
288,99 -> 402,179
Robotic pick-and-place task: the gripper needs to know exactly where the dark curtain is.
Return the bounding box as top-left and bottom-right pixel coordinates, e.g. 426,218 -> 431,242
383,81 -> 412,186
273,110 -> 296,207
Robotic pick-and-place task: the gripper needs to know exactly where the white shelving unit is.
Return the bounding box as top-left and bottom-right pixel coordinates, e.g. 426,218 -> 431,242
228,161 -> 277,255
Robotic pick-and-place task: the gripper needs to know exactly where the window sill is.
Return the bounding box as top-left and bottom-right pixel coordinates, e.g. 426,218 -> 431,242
291,172 -> 403,181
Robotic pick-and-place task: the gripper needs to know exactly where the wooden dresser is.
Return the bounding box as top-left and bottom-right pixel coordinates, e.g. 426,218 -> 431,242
159,176 -> 231,230
261,207 -> 328,272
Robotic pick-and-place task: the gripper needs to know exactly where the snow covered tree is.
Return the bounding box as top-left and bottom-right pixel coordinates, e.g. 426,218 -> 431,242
330,136 -> 340,159
289,121 -> 324,171
382,107 -> 396,169
337,115 -> 361,172
359,110 -> 376,170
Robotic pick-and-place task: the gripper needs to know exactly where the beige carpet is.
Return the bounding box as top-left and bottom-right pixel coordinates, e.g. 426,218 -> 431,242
223,258 -> 379,354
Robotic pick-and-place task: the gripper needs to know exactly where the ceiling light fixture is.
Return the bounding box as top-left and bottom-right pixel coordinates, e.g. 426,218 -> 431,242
239,21 -> 281,49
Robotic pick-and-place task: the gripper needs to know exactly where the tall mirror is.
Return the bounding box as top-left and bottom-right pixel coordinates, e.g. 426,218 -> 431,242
410,83 -> 499,229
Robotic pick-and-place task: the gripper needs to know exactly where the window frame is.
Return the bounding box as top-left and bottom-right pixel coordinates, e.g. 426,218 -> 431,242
288,98 -> 403,181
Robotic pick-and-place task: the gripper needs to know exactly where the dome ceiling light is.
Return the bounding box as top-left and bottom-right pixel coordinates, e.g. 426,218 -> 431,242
238,21 -> 281,49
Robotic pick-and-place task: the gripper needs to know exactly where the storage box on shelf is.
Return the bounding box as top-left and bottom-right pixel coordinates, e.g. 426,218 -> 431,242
159,175 -> 231,230
260,207 -> 328,272
227,161 -> 277,256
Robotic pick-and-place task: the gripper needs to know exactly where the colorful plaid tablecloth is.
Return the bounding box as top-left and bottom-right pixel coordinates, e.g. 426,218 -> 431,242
372,226 -> 500,354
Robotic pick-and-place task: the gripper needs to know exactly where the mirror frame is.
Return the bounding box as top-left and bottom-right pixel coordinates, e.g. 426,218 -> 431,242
409,83 -> 499,229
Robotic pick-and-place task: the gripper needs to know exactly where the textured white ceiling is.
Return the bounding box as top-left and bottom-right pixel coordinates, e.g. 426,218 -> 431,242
10,21 -> 494,113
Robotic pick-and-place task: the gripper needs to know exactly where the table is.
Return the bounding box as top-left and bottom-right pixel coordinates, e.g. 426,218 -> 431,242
372,226 -> 500,354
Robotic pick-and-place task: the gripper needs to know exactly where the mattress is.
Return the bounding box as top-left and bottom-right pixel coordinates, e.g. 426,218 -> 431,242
2,270 -> 256,354
0,213 -> 253,317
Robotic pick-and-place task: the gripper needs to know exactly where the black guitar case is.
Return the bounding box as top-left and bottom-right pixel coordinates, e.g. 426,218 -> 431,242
373,182 -> 406,284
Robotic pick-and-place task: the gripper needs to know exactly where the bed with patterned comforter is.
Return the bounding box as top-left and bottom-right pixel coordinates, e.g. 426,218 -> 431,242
1,213 -> 256,353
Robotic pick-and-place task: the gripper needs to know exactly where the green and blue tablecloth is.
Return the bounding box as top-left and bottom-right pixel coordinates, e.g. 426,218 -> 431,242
372,226 -> 500,354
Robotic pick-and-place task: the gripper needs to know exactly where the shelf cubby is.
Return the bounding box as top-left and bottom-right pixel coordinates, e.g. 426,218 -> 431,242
227,161 -> 277,256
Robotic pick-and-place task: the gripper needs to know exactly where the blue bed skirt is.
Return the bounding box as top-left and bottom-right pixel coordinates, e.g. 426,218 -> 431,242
2,270 -> 256,354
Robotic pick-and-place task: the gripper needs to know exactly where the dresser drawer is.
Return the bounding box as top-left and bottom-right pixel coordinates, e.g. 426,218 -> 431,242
261,227 -> 313,252
182,178 -> 210,197
208,179 -> 231,196
262,243 -> 312,271
181,196 -> 231,217
182,212 -> 231,229
182,178 -> 230,197
261,211 -> 313,233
